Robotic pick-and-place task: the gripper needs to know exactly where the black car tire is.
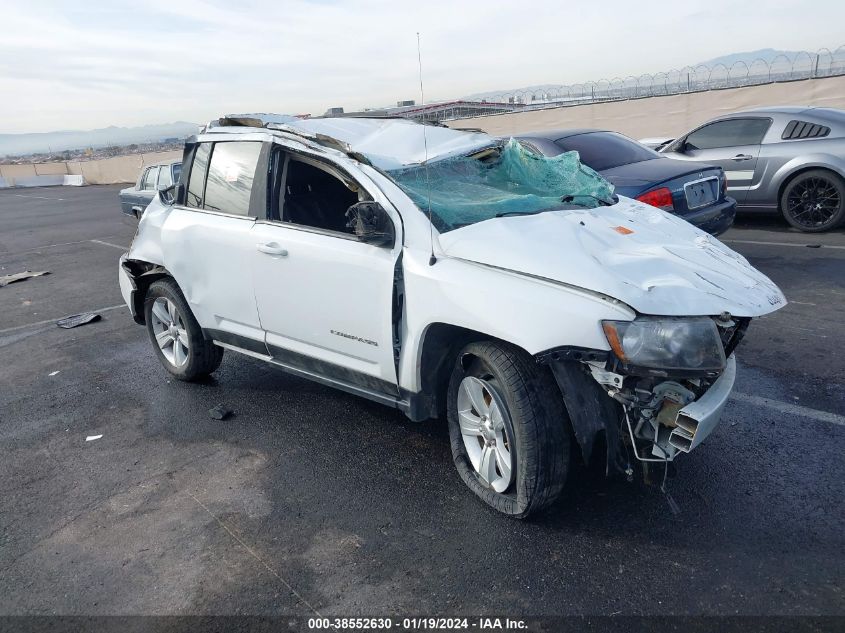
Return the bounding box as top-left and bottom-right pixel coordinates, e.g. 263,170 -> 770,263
447,341 -> 570,519
143,279 -> 223,381
781,169 -> 845,232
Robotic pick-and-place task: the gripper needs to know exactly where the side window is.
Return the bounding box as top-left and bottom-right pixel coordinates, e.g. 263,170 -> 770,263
685,118 -> 771,150
279,157 -> 362,234
158,164 -> 173,188
186,144 -> 211,208
142,167 -> 159,190
202,142 -> 262,216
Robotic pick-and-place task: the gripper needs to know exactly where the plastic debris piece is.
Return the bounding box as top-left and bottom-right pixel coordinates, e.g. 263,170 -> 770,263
57,312 -> 102,329
85,434 -> 103,442
613,226 -> 635,235
48,370 -> 60,377
0,270 -> 50,287
209,404 -> 233,420
806,244 -> 822,248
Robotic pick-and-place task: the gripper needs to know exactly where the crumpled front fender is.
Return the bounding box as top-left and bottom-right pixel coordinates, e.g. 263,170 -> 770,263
542,357 -> 626,475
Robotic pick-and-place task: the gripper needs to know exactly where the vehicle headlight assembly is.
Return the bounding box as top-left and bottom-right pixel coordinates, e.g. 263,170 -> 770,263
601,317 -> 726,373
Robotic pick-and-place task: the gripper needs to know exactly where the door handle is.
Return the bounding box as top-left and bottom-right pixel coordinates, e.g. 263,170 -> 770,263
256,242 -> 288,257
731,154 -> 753,161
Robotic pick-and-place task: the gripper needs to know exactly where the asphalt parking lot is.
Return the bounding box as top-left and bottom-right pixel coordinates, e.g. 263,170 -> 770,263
1,185 -> 843,617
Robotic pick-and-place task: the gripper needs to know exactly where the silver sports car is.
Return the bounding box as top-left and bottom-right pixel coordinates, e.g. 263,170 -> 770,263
660,107 -> 845,232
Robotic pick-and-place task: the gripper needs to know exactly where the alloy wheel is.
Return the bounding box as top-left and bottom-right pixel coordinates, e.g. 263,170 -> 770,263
786,177 -> 842,229
456,375 -> 515,493
150,297 -> 190,368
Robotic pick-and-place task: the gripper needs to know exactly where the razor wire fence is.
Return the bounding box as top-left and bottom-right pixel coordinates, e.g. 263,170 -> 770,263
463,46 -> 845,111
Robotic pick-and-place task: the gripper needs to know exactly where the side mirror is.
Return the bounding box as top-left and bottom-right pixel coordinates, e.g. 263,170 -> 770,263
345,201 -> 395,247
158,182 -> 182,204
158,183 -> 183,205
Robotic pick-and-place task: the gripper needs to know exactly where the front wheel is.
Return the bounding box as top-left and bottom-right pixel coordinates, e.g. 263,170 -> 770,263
143,279 -> 223,381
447,341 -> 570,518
781,169 -> 845,232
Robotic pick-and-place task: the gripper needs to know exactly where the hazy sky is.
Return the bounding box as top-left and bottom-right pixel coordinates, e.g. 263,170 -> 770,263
2,0 -> 844,133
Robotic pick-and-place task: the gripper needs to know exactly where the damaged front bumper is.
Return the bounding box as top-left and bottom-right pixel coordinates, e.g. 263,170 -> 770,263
538,325 -> 743,474
664,355 -> 735,455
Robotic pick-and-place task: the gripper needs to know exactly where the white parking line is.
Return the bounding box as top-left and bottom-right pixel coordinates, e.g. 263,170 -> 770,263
12,194 -> 65,201
0,304 -> 127,335
90,239 -> 129,251
730,392 -> 845,426
723,239 -> 845,250
2,236 -> 130,257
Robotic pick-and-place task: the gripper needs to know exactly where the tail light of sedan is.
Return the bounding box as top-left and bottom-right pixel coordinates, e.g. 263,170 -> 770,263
636,187 -> 674,211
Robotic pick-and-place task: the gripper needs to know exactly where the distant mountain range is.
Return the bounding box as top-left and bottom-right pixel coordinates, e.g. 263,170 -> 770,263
0,122 -> 199,157
695,48 -> 808,68
462,48 -> 812,101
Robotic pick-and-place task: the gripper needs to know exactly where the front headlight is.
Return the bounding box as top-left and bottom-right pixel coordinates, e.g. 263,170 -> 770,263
601,317 -> 726,373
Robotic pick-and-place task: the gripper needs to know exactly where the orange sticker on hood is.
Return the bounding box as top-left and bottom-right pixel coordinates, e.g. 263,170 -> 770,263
613,226 -> 635,235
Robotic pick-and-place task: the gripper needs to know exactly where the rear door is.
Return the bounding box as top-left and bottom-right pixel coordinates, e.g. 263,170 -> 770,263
666,118 -> 771,204
162,141 -> 268,349
250,148 -> 401,394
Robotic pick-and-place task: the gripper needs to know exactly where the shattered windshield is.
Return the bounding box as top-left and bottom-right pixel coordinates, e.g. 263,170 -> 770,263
387,138 -> 616,232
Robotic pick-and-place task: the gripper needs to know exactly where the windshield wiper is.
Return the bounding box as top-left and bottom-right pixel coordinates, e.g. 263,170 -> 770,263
495,210 -> 544,218
561,194 -> 618,207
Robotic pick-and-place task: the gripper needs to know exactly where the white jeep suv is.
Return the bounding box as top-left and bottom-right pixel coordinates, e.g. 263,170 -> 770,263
119,115 -> 785,518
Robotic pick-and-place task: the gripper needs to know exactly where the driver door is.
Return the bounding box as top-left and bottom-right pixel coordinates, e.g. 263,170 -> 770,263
250,150 -> 401,395
667,117 -> 771,204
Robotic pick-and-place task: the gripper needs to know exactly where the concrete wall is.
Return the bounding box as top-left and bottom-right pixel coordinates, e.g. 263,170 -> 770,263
446,75 -> 845,139
0,150 -> 182,187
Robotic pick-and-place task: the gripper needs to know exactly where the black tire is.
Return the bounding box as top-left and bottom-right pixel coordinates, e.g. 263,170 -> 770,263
780,169 -> 845,232
143,279 -> 223,381
447,341 -> 570,518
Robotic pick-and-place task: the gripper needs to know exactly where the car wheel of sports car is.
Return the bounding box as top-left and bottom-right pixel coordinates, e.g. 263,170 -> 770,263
447,341 -> 570,519
144,279 -> 223,381
781,169 -> 845,232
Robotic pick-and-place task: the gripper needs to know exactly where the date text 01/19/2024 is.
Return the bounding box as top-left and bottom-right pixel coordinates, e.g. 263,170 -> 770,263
307,617 -> 528,630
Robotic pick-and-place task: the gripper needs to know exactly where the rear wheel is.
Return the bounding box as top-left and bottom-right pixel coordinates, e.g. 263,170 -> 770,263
781,169 -> 845,232
144,279 -> 223,381
447,341 -> 570,518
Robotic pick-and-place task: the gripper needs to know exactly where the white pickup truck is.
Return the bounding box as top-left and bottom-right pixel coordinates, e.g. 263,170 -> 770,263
119,115 -> 785,518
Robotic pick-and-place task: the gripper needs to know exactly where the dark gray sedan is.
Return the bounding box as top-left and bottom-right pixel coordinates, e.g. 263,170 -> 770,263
119,159 -> 181,218
517,130 -> 736,236
660,107 -> 845,232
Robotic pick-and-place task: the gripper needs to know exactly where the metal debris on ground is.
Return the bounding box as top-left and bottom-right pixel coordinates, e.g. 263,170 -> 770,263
48,370 -> 60,377
209,404 -> 234,420
56,312 -> 102,329
85,434 -> 103,442
0,270 -> 50,287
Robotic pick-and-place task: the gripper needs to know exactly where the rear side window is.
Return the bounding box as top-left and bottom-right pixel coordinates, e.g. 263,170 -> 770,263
186,144 -> 211,207
142,167 -> 158,190
685,118 -> 771,150
782,120 -> 831,140
554,132 -> 659,171
202,142 -> 262,216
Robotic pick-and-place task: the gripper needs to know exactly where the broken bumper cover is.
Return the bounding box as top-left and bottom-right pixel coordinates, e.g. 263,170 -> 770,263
667,354 -> 736,454
118,255 -> 136,319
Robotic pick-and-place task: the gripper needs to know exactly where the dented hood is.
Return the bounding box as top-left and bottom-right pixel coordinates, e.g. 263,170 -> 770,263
438,197 -> 786,317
